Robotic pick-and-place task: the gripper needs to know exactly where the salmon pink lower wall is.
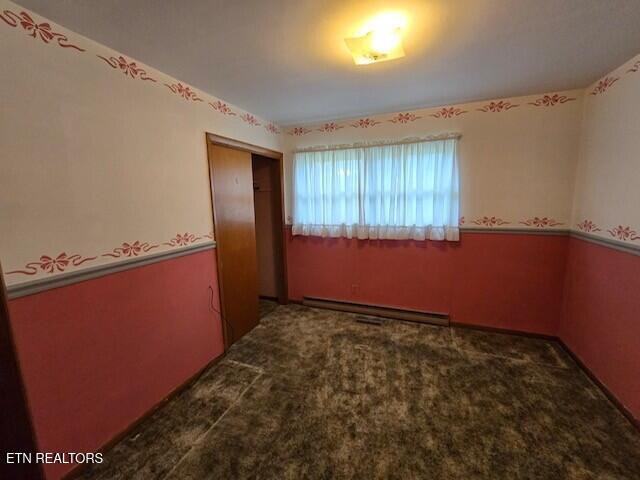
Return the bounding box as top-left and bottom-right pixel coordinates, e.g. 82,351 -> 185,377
560,237 -> 640,421
286,229 -> 568,336
449,232 -> 568,334
8,248 -> 224,480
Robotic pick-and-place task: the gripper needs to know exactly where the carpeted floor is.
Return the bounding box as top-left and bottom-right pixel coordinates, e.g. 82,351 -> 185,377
258,298 -> 278,319
79,304 -> 640,479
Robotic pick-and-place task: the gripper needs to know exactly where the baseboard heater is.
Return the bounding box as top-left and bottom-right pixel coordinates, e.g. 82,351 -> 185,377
302,296 -> 449,326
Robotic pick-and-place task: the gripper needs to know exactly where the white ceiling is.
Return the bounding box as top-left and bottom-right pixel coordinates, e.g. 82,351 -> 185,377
15,0 -> 640,125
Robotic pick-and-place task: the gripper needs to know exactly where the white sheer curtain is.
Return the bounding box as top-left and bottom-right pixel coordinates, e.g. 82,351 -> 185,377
292,137 -> 459,241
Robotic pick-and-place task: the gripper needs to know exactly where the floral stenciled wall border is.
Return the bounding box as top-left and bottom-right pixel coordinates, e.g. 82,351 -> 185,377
10,217 -> 638,278
0,7 -> 281,136
6,232 -> 214,277
589,77 -> 620,96
0,9 -> 84,51
165,82 -> 203,102
283,54 -> 638,134
390,112 -> 423,123
576,219 -> 640,244
284,93 -> 580,134
465,216 -> 564,228
606,225 -> 640,242
470,216 -> 511,227
576,220 -> 601,233
5,7 -> 635,141
97,55 -> 156,82
464,216 -> 640,246
520,217 -> 563,228
5,7 -> 638,141
528,94 -> 575,107
7,253 -> 97,276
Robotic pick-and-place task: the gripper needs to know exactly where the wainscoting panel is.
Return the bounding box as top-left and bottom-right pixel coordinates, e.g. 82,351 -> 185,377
8,248 -> 223,480
560,236 -> 640,420
286,229 -> 568,336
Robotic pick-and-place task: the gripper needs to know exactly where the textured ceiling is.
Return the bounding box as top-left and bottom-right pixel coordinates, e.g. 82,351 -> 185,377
15,0 -> 640,125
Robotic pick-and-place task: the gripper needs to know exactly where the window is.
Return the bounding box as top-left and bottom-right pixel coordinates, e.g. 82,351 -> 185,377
292,137 -> 459,241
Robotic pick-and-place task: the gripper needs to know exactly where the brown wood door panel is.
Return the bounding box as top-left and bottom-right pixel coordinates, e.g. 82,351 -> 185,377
208,144 -> 259,347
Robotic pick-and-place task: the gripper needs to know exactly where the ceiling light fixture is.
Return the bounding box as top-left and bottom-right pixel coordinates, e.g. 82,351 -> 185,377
345,12 -> 407,65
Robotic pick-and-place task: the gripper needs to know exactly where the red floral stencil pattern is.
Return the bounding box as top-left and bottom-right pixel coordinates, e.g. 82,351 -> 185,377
209,101 -> 236,115
165,83 -> 203,102
97,55 -> 156,81
7,253 -> 96,275
607,225 -> 640,241
477,101 -> 519,113
430,108 -> 467,119
471,217 -> 510,226
519,217 -> 563,227
576,220 -> 601,233
1,10 -> 85,51
102,241 -> 159,258
528,94 -> 575,107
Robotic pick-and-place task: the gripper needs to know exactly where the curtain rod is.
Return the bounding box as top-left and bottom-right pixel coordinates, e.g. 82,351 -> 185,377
293,133 -> 461,154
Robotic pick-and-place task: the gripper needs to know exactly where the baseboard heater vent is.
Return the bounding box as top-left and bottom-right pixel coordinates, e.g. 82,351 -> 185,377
303,297 -> 449,327
355,315 -> 385,326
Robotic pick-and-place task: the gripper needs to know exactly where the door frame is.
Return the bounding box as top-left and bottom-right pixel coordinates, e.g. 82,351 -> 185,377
0,263 -> 45,480
205,133 -> 288,349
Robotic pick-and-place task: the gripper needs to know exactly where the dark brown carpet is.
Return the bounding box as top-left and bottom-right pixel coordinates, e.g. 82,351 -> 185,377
258,298 -> 278,319
79,304 -> 640,479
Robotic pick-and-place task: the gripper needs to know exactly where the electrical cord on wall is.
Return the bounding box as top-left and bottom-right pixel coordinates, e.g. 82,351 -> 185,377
208,285 -> 234,342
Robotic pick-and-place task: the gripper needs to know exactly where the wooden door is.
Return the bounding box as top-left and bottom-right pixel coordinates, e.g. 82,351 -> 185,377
207,144 -> 259,347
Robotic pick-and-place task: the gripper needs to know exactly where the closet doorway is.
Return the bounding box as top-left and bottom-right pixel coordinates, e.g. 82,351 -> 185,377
206,134 -> 287,349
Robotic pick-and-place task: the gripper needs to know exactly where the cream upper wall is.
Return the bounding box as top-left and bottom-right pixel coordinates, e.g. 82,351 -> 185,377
0,1 -> 284,285
2,0 -> 637,288
572,53 -> 640,244
282,91 -> 584,229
